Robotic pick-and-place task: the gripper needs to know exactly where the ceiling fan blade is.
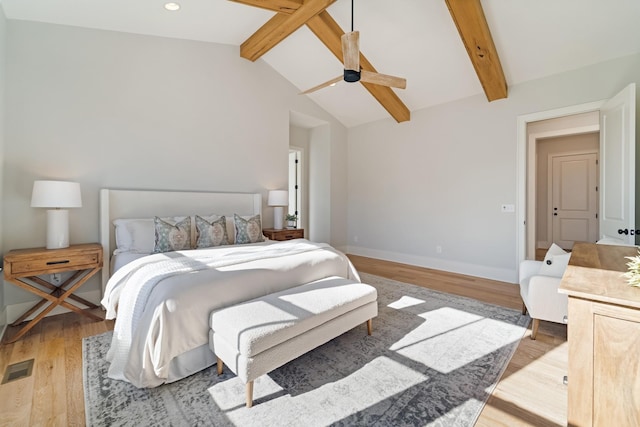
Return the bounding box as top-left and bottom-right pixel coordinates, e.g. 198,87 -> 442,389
341,31 -> 360,71
360,70 -> 407,89
299,75 -> 343,95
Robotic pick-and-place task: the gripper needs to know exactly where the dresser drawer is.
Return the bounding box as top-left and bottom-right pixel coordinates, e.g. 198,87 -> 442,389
276,230 -> 303,240
8,252 -> 100,276
263,228 -> 304,241
4,244 -> 103,279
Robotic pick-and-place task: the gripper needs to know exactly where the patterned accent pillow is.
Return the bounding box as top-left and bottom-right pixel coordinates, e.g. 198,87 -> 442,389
195,215 -> 229,248
153,216 -> 192,253
234,213 -> 264,244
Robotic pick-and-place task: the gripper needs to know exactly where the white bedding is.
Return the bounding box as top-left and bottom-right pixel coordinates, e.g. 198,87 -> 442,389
101,239 -> 359,388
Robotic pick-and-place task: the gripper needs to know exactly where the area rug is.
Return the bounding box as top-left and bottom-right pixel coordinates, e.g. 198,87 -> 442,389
83,273 -> 529,426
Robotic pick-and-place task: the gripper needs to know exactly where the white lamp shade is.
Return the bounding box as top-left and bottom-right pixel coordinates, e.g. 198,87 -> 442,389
31,180 -> 82,208
267,190 -> 289,207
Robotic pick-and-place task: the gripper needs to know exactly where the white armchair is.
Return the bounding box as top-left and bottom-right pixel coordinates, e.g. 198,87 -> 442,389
519,259 -> 568,339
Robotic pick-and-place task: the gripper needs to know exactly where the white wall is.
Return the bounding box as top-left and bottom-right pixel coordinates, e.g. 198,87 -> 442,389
348,53 -> 640,283
2,20 -> 348,309
0,7 -> 6,328
309,124 -> 331,243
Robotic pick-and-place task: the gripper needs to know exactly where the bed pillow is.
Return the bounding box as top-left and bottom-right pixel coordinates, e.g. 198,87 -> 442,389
195,215 -> 229,248
233,213 -> 264,244
113,218 -> 155,254
153,216 -> 192,253
539,243 -> 571,278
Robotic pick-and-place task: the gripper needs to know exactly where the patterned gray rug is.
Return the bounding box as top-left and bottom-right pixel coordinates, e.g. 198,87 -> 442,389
83,273 -> 529,426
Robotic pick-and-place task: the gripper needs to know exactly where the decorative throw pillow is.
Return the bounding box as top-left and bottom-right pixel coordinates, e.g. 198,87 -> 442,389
153,216 -> 192,253
195,215 -> 229,248
234,213 -> 264,244
539,243 -> 571,278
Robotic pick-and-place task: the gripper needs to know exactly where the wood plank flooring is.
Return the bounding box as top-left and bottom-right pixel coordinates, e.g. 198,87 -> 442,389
0,256 -> 567,426
0,310 -> 113,426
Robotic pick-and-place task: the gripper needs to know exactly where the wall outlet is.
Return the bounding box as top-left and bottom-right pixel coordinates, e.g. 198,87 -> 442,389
436,245 -> 442,254
353,235 -> 359,243
51,273 -> 62,285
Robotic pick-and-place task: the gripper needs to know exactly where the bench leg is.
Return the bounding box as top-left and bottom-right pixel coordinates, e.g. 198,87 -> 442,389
367,318 -> 372,336
217,357 -> 223,375
246,381 -> 254,408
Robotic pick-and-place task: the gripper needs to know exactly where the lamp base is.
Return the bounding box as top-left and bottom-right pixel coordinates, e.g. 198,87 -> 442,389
273,206 -> 284,230
46,209 -> 70,249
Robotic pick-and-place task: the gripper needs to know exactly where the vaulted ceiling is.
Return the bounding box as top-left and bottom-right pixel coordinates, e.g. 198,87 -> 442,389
2,0 -> 640,127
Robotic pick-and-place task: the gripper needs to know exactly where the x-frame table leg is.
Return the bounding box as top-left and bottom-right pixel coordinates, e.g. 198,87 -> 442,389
4,266 -> 103,343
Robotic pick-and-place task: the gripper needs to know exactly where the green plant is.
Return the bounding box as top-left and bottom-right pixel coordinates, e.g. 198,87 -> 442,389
285,214 -> 298,221
624,249 -> 640,287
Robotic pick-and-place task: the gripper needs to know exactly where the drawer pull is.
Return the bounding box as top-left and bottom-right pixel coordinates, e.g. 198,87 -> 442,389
46,260 -> 70,265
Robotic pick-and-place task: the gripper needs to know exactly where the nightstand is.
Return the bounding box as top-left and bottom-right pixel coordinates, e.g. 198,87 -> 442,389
263,228 -> 305,241
3,243 -> 104,343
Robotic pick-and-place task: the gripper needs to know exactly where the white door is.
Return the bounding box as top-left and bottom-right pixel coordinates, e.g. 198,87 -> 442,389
551,153 -> 599,249
600,83 -> 636,245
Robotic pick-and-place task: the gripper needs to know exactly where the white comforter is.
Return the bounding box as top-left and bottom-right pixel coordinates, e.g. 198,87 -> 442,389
101,239 -> 359,388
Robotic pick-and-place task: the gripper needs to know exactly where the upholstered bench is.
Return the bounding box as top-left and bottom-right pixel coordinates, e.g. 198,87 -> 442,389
209,276 -> 378,407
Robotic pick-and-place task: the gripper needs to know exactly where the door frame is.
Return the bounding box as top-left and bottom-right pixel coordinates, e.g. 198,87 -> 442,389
517,100 -> 604,264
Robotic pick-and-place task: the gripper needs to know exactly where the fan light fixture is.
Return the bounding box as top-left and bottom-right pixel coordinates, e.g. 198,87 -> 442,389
164,2 -> 181,11
300,0 -> 406,95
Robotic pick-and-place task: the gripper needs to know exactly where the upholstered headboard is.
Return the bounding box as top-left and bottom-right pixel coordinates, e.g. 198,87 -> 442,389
99,189 -> 262,295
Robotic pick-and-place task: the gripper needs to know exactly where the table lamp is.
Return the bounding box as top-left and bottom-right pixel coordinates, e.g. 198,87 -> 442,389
31,180 -> 82,249
267,190 -> 288,230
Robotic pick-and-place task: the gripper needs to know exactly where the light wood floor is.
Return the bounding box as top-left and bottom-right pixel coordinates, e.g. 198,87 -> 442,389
0,256 -> 567,426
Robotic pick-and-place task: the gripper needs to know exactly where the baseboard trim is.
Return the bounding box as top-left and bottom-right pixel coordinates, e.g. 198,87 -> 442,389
345,245 -> 517,283
6,290 -> 102,324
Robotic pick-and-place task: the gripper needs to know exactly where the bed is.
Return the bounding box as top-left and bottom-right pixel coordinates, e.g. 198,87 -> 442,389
99,189 -> 359,388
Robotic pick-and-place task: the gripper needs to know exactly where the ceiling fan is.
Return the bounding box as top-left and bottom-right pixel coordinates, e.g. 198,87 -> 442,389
300,0 -> 407,95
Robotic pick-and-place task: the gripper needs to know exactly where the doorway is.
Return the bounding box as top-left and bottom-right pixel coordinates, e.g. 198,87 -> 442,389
517,83 -> 637,264
288,148 -> 303,229
517,104 -> 602,262
534,131 -> 600,252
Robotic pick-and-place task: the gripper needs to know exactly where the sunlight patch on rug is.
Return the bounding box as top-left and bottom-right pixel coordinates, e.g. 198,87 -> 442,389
390,306 -> 526,374
210,356 -> 428,426
387,295 -> 426,309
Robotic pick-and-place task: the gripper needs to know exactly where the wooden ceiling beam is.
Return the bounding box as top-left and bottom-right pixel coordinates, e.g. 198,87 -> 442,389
306,12 -> 410,123
238,0 -> 336,62
228,0 -> 303,14
445,0 -> 507,101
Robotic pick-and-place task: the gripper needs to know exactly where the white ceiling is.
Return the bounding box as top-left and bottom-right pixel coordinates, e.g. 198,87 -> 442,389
3,0 -> 640,128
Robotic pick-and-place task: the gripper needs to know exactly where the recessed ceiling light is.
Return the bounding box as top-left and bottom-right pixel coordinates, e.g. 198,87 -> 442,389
164,2 -> 181,11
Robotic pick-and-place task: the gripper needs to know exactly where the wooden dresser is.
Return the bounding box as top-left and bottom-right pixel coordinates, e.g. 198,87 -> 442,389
559,242 -> 640,427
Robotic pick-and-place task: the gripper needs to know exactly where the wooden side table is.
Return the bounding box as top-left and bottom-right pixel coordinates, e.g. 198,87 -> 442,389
263,228 -> 304,241
3,243 -> 104,343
